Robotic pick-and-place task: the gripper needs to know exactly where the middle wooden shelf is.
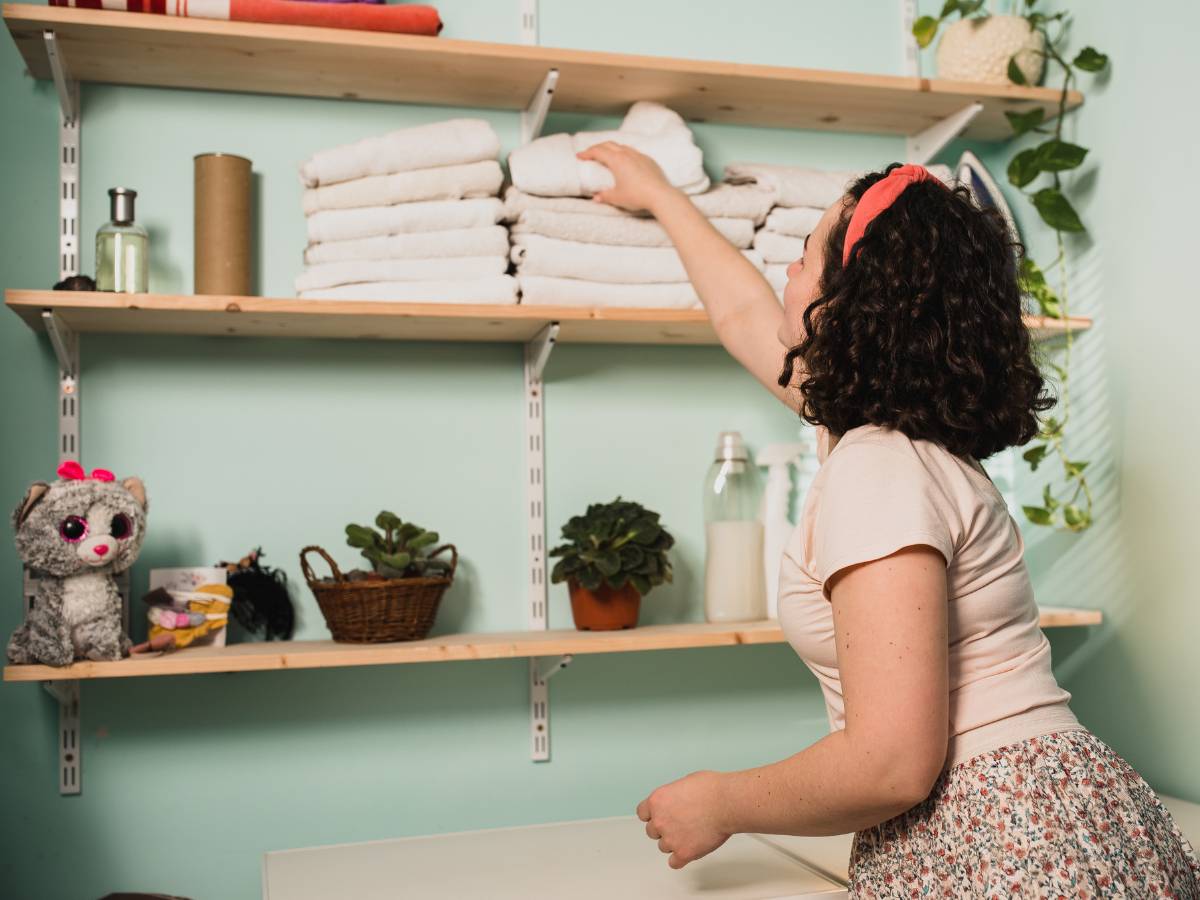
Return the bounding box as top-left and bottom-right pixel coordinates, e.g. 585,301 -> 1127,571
4,607 -> 1102,683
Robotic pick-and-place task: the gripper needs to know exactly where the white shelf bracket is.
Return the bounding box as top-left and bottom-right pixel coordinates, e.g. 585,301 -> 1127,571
524,322 -> 559,761
43,680 -> 81,795
905,102 -> 983,166
536,654 -> 573,682
43,31 -> 78,126
520,68 -> 558,146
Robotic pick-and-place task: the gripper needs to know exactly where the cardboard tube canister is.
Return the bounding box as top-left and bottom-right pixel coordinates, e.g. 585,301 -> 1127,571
194,153 -> 252,295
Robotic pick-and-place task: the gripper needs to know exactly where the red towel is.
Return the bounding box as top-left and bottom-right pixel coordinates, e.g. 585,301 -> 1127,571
49,0 -> 443,36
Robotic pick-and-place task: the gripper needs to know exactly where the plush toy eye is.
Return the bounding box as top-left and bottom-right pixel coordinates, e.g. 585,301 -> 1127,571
111,513 -> 133,540
59,516 -> 88,542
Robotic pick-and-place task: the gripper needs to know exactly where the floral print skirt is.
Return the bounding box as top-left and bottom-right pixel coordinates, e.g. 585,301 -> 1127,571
850,729 -> 1200,898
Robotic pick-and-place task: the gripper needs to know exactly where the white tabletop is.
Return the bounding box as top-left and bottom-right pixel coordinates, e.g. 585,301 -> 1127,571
263,816 -> 848,900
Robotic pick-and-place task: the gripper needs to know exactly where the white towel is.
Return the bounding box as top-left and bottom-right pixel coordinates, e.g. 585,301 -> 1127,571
305,226 -> 509,265
724,163 -> 857,209
508,101 -> 709,198
512,210 -> 754,249
764,264 -> 790,294
295,257 -> 509,293
298,276 -> 518,304
306,198 -> 504,244
764,206 -> 824,238
512,233 -> 763,284
518,276 -> 701,309
753,231 -> 807,265
502,184 -> 775,226
299,119 -> 501,188
302,161 -> 503,215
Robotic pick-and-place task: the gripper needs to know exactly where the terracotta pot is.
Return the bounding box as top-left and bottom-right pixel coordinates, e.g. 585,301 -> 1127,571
568,580 -> 641,631
936,16 -> 1045,86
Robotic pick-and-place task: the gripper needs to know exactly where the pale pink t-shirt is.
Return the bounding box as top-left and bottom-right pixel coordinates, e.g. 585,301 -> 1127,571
777,424 -> 1081,769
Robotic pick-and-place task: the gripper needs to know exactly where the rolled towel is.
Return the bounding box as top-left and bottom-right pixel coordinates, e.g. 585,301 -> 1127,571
753,230 -> 807,265
502,184 -> 775,226
300,119 -> 499,188
764,264 -> 790,294
295,257 -> 509,293
305,226 -> 509,265
724,163 -> 857,209
303,161 -> 503,214
512,210 -> 754,250
508,101 -> 709,198
306,197 -> 504,244
299,276 -> 518,304
518,276 -> 701,310
512,233 -> 763,284
764,206 -> 824,238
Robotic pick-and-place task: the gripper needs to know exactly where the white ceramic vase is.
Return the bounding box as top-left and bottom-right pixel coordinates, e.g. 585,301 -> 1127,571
936,15 -> 1046,86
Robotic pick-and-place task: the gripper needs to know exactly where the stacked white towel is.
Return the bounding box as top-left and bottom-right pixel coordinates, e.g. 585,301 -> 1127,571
505,184 -> 774,308
725,162 -> 955,298
296,119 -> 516,304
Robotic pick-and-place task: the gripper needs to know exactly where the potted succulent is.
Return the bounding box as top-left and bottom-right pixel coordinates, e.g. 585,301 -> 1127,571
549,497 -> 675,631
344,512 -> 453,579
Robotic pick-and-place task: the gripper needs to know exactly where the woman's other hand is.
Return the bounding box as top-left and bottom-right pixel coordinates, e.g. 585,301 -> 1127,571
637,770 -> 732,869
576,142 -> 679,214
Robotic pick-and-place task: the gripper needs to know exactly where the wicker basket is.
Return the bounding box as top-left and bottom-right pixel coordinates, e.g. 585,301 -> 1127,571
300,544 -> 457,643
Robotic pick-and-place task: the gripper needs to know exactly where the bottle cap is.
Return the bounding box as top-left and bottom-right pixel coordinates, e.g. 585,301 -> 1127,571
714,431 -> 748,461
108,187 -> 137,225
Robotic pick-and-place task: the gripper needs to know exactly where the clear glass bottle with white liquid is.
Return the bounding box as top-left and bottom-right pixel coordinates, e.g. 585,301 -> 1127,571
703,431 -> 767,623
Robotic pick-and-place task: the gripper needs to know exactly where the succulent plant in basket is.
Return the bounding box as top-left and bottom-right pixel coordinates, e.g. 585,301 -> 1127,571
549,497 -> 674,631
345,511 -> 453,581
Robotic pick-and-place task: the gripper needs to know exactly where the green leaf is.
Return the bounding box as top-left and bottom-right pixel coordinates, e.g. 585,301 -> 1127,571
1063,504 -> 1090,530
408,530 -> 439,550
1019,258 -> 1062,318
1073,46 -> 1109,72
1007,148 -> 1041,188
378,551 -> 412,571
956,0 -> 985,14
1063,459 -> 1090,479
1007,56 -> 1028,85
1034,139 -> 1088,172
1042,484 -> 1059,512
629,574 -> 652,596
345,524 -> 379,549
1040,417 -> 1063,440
595,550 -> 621,577
578,570 -> 603,591
374,511 -> 402,532
1022,444 -> 1049,471
1033,188 -> 1085,232
939,0 -> 960,15
1023,505 -> 1054,526
1005,107 -> 1045,137
913,15 -> 939,48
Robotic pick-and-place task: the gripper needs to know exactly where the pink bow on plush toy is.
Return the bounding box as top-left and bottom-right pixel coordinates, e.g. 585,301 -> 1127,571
57,460 -> 115,482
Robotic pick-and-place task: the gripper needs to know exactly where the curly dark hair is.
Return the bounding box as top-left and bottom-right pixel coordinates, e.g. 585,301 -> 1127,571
779,163 -> 1054,460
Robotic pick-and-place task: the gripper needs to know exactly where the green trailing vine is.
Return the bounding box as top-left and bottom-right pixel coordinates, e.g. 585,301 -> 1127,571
914,0 -> 1110,532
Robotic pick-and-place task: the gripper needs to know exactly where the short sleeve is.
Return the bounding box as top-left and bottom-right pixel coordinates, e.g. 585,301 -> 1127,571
813,441 -> 955,597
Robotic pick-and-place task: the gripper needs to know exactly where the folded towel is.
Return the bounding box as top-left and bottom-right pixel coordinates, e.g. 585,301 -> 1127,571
764,264 -> 790,294
50,0 -> 442,35
724,163 -> 857,209
508,101 -> 709,198
518,276 -> 701,310
502,184 -> 775,226
752,231 -> 807,265
303,161 -> 503,214
296,257 -> 509,293
306,197 -> 504,244
764,206 -> 824,238
300,120 -> 498,188
305,226 -> 510,265
512,210 -> 754,250
512,234 -> 763,284
299,276 -> 518,304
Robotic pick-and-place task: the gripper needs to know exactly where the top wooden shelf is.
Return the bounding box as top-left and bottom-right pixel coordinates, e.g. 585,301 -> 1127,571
3,4 -> 1080,138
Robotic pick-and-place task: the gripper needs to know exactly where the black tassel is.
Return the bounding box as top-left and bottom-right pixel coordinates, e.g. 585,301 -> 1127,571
220,548 -> 295,641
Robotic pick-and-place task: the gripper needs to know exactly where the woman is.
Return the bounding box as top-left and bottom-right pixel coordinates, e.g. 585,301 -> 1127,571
576,143 -> 1200,897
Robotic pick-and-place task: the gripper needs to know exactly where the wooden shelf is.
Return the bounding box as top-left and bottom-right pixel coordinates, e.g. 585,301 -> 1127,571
3,4 -> 1080,138
4,607 -> 1101,683
6,290 -> 1092,346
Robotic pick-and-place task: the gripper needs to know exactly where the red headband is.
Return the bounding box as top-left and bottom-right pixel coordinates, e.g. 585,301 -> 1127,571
842,164 -> 944,266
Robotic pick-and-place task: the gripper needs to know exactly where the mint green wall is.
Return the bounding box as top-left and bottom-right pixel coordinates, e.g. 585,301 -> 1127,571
0,1 -> 1187,897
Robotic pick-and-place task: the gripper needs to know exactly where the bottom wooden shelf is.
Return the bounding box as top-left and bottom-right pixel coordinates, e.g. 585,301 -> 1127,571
3,607 -> 1101,683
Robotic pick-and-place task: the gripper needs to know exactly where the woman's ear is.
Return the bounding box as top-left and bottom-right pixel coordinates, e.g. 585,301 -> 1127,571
13,482 -> 50,529
121,476 -> 148,510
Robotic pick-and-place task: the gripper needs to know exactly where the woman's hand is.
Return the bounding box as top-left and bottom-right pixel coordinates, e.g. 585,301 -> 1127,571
576,142 -> 680,214
637,770 -> 732,869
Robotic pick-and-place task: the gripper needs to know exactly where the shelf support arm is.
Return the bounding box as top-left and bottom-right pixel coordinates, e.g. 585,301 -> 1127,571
536,654 -> 573,682
43,31 -> 78,126
905,102 -> 983,166
520,68 -> 558,145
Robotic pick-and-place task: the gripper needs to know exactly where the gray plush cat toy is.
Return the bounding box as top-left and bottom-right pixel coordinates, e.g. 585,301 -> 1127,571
8,461 -> 148,666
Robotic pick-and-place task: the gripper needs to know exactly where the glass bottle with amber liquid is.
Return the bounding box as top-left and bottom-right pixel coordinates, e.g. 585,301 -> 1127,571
96,187 -> 148,293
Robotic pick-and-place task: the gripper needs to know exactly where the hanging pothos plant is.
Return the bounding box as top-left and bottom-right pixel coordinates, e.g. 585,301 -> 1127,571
914,0 -> 1109,532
